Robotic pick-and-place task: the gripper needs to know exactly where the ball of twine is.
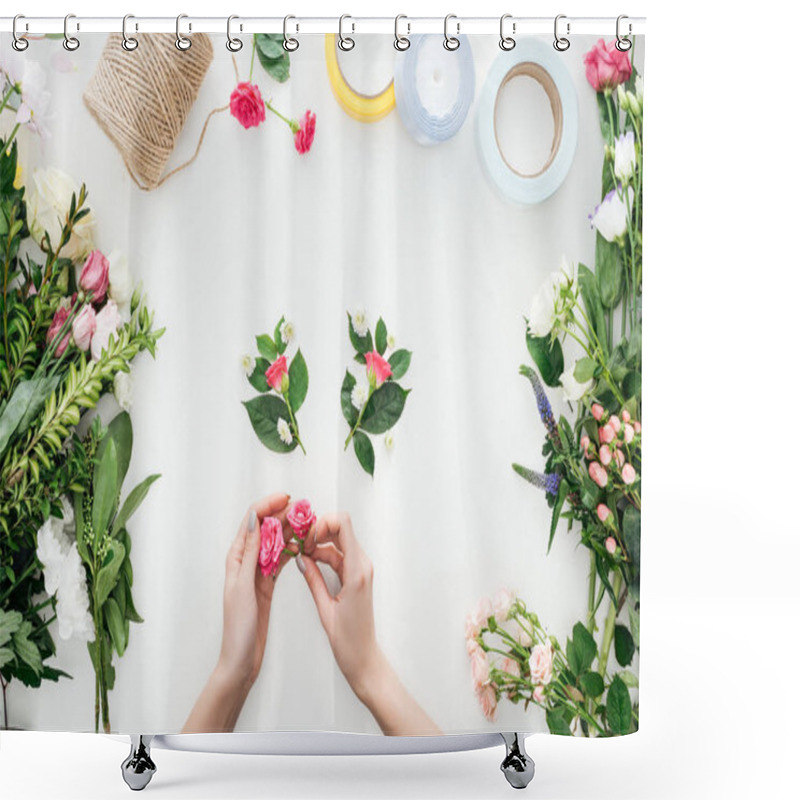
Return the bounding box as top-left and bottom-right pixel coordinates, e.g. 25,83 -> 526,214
84,33 -> 223,191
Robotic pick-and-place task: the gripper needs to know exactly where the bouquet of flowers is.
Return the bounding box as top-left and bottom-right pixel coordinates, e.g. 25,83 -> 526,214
0,64 -> 163,729
470,39 -> 642,736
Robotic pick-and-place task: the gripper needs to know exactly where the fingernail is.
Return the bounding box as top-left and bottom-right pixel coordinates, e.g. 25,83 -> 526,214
295,555 -> 306,575
248,509 -> 257,532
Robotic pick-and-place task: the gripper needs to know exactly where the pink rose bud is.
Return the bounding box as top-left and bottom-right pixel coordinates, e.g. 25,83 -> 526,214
591,403 -> 605,421
589,461 -> 609,488
605,536 -> 617,555
533,685 -> 545,704
622,409 -> 631,423
634,421 -> 641,434
265,355 -> 289,393
79,250 -> 109,304
71,304 -> 96,351
597,503 -> 611,523
471,647 -> 490,690
599,444 -> 612,466
293,109 -> 316,155
46,305 -> 71,357
583,38 -> 632,93
600,424 -> 616,444
477,684 -> 497,721
286,499 -> 316,539
91,300 -> 121,361
365,349 -> 392,388
621,463 -> 637,485
580,435 -> 591,455
614,449 -> 626,468
610,414 -> 621,433
259,516 -> 286,577
624,423 -> 635,443
229,81 -> 267,129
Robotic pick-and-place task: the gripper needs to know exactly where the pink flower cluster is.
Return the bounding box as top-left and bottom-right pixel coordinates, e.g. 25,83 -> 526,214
45,251 -> 122,361
258,498 -> 317,577
583,39 -> 632,93
581,404 -> 641,493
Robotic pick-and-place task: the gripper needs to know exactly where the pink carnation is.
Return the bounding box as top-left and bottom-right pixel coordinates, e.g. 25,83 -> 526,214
266,355 -> 288,393
287,499 -> 316,539
294,110 -> 316,155
259,516 -> 285,577
230,82 -> 266,129
583,38 -> 632,92
365,350 -> 392,388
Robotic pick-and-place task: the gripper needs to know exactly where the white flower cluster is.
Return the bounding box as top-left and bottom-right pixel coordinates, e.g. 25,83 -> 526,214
527,259 -> 576,338
36,499 -> 95,643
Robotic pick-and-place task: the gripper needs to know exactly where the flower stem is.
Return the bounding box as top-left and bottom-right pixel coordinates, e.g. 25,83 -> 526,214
1,675 -> 8,730
265,99 -> 296,131
344,388 -> 372,450
3,123 -> 20,154
282,391 -> 306,455
249,36 -> 256,82
0,85 -> 17,116
598,570 -> 624,677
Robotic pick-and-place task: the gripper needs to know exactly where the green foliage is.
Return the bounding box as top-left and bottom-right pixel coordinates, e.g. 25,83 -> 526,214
254,34 -> 291,83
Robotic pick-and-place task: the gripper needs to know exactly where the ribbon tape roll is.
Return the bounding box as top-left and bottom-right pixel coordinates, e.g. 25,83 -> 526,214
477,38 -> 578,205
325,33 -> 396,123
393,35 -> 475,146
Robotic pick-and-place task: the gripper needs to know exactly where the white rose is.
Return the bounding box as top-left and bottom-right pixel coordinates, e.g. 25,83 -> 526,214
528,263 -> 573,338
590,186 -> 633,243
107,250 -> 134,308
113,371 -> 134,411
560,360 -> 595,403
26,167 -> 95,261
614,132 -> 636,183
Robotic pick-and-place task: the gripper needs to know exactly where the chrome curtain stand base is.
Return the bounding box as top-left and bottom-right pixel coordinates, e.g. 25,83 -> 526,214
500,732 -> 535,789
121,735 -> 156,791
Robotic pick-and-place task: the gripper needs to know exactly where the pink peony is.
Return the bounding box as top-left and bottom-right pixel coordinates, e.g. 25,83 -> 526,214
79,250 -> 109,303
597,503 -> 611,523
365,350 -> 392,388
624,423 -> 635,443
609,414 -> 621,433
46,305 -> 71,357
258,516 -> 285,577
265,355 -> 289,393
470,647 -> 490,690
529,644 -> 553,685
605,536 -> 617,555
599,423 -> 616,444
533,685 -> 545,704
621,463 -> 637,485
583,39 -> 632,93
599,444 -> 612,466
492,587 -> 515,623
229,82 -> 266,129
591,403 -> 605,421
293,110 -> 316,155
287,499 -> 316,539
72,304 -> 96,351
91,300 -> 121,361
477,684 -> 497,721
589,461 -> 609,488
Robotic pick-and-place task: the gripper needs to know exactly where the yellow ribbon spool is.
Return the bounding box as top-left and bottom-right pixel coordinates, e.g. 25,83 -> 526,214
324,34 -> 395,123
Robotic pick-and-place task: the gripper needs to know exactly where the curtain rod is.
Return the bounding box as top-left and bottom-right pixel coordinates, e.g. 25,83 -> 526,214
0,16 -> 646,37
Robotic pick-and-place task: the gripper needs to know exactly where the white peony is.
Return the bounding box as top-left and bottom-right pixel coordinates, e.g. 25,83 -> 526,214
26,167 -> 95,260
277,417 -> 293,445
351,382 -> 369,410
590,186 -> 633,243
113,370 -> 134,411
280,320 -> 295,345
107,250 -> 134,308
352,309 -> 368,338
560,361 -> 595,403
614,132 -> 636,183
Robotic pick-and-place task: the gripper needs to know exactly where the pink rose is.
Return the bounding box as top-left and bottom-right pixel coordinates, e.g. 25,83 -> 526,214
474,596 -> 493,629
614,449 -> 626,468
229,82 -> 266,129
287,499 -> 316,539
71,304 -> 96,351
365,350 -> 392,388
599,423 -> 616,444
294,110 -> 316,155
597,503 -> 611,523
624,423 -> 635,443
609,414 -> 621,433
599,444 -> 612,466
91,300 -> 121,361
529,644 -> 553,685
508,620 -> 533,649
79,250 -> 109,303
265,355 -> 289,393
46,305 -> 71,357
492,587 -> 515,623
622,409 -> 631,423
470,647 -> 490,690
259,516 -> 285,577
500,656 -> 520,679
634,420 -> 641,434
533,685 -> 545,704
605,536 -> 617,555
466,637 -> 481,656
591,403 -> 605,421
621,464 -> 637,485
464,612 -> 481,642
589,461 -> 608,488
583,39 -> 632,93
477,684 -> 497,721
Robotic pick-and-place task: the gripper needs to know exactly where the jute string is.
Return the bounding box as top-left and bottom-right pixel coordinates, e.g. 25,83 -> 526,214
83,33 -> 229,191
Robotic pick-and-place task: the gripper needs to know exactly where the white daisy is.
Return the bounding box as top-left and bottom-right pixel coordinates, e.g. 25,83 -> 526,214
351,383 -> 369,410
277,417 -> 293,445
280,320 -> 295,344
352,309 -> 369,338
240,354 -> 255,378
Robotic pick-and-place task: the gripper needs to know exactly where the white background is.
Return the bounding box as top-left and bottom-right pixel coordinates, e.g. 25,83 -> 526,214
2,0 -> 798,798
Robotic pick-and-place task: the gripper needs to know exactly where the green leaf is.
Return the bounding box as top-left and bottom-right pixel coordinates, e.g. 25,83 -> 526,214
573,357 -> 596,384
111,474 -> 160,538
94,411 -> 133,492
614,625 -> 636,667
606,675 -> 632,735
287,349 -> 308,412
375,318 -> 388,355
340,370 -> 358,427
525,333 -> 564,387
579,671 -> 605,698
255,34 -> 291,82
256,334 -> 278,361
73,491 -> 90,564
247,357 -> 271,392
596,233 -> 623,310
124,580 -> 144,624
242,395 -> 297,453
353,431 -> 375,476
566,622 -> 597,676
94,540 -> 125,609
0,375 -> 61,458
273,315 -> 286,354
92,437 -> 118,543
547,479 -> 568,553
387,349 -> 412,381
622,505 -> 641,572
255,32 -> 285,59
104,597 -> 126,658
13,621 -> 42,675
628,605 -> 640,648
578,264 -> 608,355
360,382 -> 408,435
0,647 -> 14,669
596,91 -> 618,147
546,706 -> 574,735
0,609 -> 22,647
623,370 -> 642,399
348,313 -> 373,354
618,669 -> 639,688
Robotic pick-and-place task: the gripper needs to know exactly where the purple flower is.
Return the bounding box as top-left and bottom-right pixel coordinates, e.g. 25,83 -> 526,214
512,465 -> 561,497
520,366 -> 560,445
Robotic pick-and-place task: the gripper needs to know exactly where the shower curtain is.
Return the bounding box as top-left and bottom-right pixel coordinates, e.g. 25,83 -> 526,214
0,27 -> 644,739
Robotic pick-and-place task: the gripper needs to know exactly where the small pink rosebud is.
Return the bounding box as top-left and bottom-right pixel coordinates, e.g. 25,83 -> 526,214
293,109 -> 316,155
599,423 -> 616,444
79,250 -> 109,303
609,414 -> 621,433
605,536 -> 617,555
265,355 -> 289,393
614,449 -> 626,468
580,435 -> 591,454
597,503 -> 611,523
622,409 -> 631,423
589,461 -> 609,488
599,444 -> 612,466
624,423 -> 635,443
365,349 -> 392,388
287,499 -> 316,539
71,304 -> 96,351
634,420 -> 641,434
46,305 -> 71,357
591,403 -> 605,421
533,685 -> 545,704
621,463 -> 636,485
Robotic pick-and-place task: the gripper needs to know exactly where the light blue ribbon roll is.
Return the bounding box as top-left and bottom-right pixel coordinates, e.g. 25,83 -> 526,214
394,35 -> 475,146
476,38 -> 578,205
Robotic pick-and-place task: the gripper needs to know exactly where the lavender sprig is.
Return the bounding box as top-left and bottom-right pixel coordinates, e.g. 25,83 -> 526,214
520,365 -> 561,448
512,464 -> 561,496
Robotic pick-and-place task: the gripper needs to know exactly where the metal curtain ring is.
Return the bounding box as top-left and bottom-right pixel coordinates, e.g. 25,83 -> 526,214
338,14 -> 355,51
12,14 -> 29,51
553,14 -> 570,51
394,14 -> 410,51
616,15 -> 632,51
226,15 -> 243,52
283,15 -> 299,51
176,13 -> 192,51
499,13 -> 515,51
121,14 -> 138,51
443,14 -> 460,51
63,13 -> 80,51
